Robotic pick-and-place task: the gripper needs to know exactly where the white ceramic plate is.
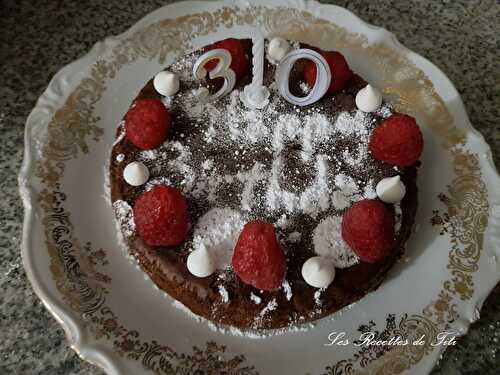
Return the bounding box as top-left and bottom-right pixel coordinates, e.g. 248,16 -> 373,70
20,1 -> 500,374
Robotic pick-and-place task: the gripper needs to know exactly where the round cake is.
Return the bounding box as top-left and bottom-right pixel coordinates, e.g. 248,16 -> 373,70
110,37 -> 421,330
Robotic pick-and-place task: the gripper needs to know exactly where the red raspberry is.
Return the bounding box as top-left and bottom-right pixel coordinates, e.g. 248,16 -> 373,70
232,221 -> 286,291
125,99 -> 171,150
133,185 -> 189,247
204,38 -> 249,80
303,50 -> 353,93
341,199 -> 395,263
369,113 -> 424,166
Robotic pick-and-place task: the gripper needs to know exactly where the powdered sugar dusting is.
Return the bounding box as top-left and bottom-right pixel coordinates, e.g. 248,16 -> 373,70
314,288 -> 324,306
299,154 -> 330,217
113,200 -> 135,237
276,214 -> 290,229
282,280 -> 293,301
376,102 -> 393,119
218,285 -> 229,303
191,208 -> 244,270
299,81 -> 311,94
127,60 -> 389,218
172,296 -> 313,338
335,111 -> 370,136
112,121 -> 125,146
207,321 -> 312,339
236,162 -> 267,211
250,292 -> 262,304
119,47 -> 396,221
249,297 -> 279,329
363,179 -> 378,199
287,231 -> 301,243
172,300 -> 203,322
330,173 -> 363,210
313,215 -> 359,268
201,159 -> 213,170
266,156 -> 300,212
342,142 -> 368,167
145,176 -> 173,191
146,51 -> 391,217
395,203 -> 403,232
259,298 -> 278,317
138,140 -> 195,191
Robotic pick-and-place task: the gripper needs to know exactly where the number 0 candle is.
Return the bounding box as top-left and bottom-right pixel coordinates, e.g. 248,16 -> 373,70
276,48 -> 331,106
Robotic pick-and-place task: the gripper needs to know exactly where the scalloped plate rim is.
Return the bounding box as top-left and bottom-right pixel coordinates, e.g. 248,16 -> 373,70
19,0 -> 500,374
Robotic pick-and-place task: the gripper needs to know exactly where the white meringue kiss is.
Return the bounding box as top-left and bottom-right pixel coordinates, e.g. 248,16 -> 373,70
153,71 -> 180,97
187,247 -> 215,278
267,37 -> 291,64
355,84 -> 382,112
301,256 -> 336,289
123,161 -> 149,187
376,175 -> 406,203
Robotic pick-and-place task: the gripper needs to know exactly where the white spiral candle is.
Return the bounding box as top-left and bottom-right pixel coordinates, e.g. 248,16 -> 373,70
240,29 -> 270,109
252,31 -> 265,86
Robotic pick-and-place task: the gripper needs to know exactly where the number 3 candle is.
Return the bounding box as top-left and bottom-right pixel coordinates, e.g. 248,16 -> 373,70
192,49 -> 237,102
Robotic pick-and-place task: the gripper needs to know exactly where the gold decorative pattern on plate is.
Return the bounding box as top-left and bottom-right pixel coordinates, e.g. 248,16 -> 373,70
31,5 -> 489,374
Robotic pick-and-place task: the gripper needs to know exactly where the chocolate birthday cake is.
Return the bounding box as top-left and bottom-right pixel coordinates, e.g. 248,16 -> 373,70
110,37 -> 422,330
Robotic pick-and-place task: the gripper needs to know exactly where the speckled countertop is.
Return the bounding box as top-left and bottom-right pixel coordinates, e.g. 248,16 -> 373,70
1,0 -> 499,374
